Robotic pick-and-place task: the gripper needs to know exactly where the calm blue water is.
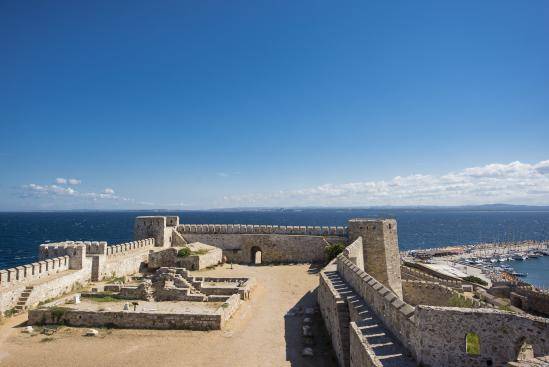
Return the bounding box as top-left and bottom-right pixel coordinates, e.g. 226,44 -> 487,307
1,209 -> 549,284
510,257 -> 549,288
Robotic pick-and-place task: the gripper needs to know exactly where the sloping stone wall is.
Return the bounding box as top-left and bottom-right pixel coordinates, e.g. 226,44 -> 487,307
336,253 -> 418,356
318,261 -> 350,367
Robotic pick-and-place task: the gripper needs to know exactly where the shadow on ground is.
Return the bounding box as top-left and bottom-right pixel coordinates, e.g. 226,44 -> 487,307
284,288 -> 338,367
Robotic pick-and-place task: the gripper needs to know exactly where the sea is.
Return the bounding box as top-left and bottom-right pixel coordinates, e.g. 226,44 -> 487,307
1,208 -> 549,286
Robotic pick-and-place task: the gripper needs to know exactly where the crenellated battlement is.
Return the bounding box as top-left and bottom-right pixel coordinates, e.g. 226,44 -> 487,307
105,238 -> 154,256
0,255 -> 70,289
178,223 -> 348,236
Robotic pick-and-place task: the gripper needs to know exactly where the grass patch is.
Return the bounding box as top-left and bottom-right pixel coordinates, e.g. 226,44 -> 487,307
41,337 -> 55,343
87,296 -> 120,303
177,247 -> 191,257
178,247 -> 210,257
448,294 -> 475,308
105,276 -> 126,284
462,276 -> 488,286
498,305 -> 515,313
38,298 -> 56,307
466,332 -> 480,355
325,243 -> 347,262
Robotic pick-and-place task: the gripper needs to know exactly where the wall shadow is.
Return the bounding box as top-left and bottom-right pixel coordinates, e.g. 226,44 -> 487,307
284,288 -> 338,367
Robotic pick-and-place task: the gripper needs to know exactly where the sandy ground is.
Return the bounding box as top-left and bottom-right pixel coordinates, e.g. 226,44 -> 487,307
54,298 -> 223,313
0,264 -> 337,367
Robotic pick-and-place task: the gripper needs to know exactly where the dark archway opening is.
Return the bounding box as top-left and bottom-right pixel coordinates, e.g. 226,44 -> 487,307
251,246 -> 262,265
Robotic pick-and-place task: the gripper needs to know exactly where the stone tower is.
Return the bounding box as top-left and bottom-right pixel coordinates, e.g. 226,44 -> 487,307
348,218 -> 403,299
134,216 -> 179,247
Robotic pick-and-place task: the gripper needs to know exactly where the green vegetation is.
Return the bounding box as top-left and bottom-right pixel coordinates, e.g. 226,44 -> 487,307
448,294 -> 475,308
498,305 -> 515,313
102,274 -> 126,284
177,247 -> 209,257
325,243 -> 347,261
177,247 -> 192,257
106,276 -> 126,284
87,295 -> 120,302
462,276 -> 488,286
50,306 -> 71,324
465,332 -> 480,355
3,308 -> 17,317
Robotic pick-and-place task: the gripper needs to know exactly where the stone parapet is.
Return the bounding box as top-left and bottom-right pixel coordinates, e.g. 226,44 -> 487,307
105,238 -> 154,256
178,223 -> 348,237
0,255 -> 70,289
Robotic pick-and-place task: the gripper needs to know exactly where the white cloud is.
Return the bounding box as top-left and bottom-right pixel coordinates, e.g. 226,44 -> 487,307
222,160 -> 549,207
21,180 -> 130,202
55,177 -> 81,185
217,172 -> 229,177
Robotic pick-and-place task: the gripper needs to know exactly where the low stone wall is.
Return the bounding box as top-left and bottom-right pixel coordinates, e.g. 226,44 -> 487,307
26,269 -> 90,307
148,248 -> 178,268
101,252 -> 149,280
218,294 -> 241,327
401,265 -> 464,289
148,246 -> 222,271
513,287 -> 549,317
28,309 -> 223,330
403,280 -> 462,307
349,322 -> 381,367
179,233 -> 345,263
0,267 -> 90,314
414,306 -> 549,367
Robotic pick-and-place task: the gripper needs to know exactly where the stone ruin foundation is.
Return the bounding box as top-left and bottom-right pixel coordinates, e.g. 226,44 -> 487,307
27,267 -> 255,331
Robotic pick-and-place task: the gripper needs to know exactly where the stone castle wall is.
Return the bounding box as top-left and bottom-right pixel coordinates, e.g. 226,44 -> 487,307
320,225 -> 549,367
0,255 -> 73,312
134,216 -> 175,247
0,256 -> 70,288
336,253 -> 418,356
401,265 -> 464,289
318,260 -> 350,367
101,240 -> 153,279
510,287 -> 549,317
403,280 -> 466,307
348,219 -> 403,299
1,238 -> 154,313
178,232 -> 344,263
414,306 -> 549,367
178,224 -> 348,236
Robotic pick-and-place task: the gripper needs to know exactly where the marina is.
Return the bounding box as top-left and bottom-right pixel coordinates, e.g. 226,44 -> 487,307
404,240 -> 549,289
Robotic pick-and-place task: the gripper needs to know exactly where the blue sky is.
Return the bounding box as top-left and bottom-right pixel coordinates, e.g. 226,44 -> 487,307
1,1 -> 548,210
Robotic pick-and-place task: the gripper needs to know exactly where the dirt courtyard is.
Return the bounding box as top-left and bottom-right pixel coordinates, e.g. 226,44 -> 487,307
0,264 -> 337,367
